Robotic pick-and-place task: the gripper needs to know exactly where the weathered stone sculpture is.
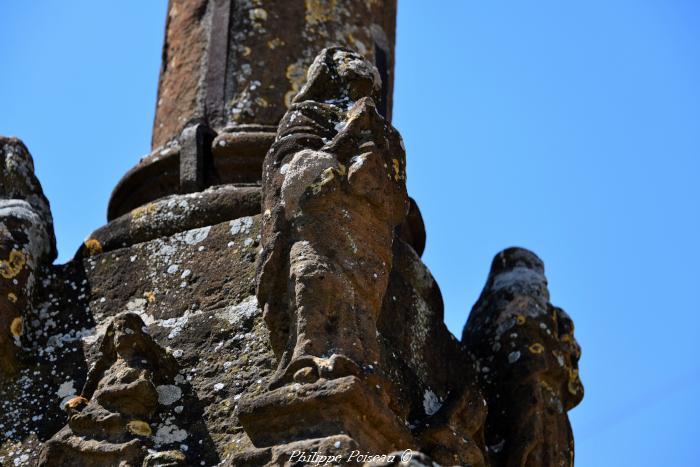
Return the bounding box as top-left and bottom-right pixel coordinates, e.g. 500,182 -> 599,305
39,313 -> 184,466
234,47 -> 415,459
463,248 -> 584,466
0,137 -> 56,376
257,47 -> 408,387
1,1 -> 583,465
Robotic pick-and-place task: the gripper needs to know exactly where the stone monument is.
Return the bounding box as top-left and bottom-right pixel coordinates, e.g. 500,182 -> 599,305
0,1 -> 582,465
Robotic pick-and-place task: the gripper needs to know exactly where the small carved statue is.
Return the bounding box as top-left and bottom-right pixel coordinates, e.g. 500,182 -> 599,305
0,137 -> 55,376
462,247 -> 584,466
39,313 -> 185,466
257,47 -> 409,387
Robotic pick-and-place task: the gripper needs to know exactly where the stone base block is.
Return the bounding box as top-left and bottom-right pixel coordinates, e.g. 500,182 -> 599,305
237,376 -> 413,453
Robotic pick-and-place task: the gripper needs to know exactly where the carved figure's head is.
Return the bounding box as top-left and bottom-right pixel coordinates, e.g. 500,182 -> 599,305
292,47 -> 382,107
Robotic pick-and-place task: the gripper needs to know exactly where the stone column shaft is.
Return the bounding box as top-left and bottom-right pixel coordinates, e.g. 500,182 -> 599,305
152,0 -> 397,149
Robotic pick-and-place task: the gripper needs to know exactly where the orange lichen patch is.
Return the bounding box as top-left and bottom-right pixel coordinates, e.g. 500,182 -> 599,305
10,317 -> 23,337
516,314 -> 526,325
65,395 -> 88,411
391,159 -> 402,181
143,291 -> 156,304
305,0 -> 337,25
528,343 -> 544,354
567,368 -> 580,395
311,167 -> 341,194
0,250 -> 26,279
267,38 -> 284,49
256,96 -> 270,108
84,239 -> 103,257
131,202 -> 157,222
249,8 -> 268,22
127,420 -> 152,437
540,379 -> 556,395
284,62 -> 306,108
7,293 -> 17,303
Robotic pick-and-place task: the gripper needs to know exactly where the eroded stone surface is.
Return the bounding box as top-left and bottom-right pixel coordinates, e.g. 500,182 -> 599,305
462,247 -> 583,467
257,48 -> 408,391
1,9 -> 584,465
0,212 -> 276,465
38,313 -> 184,466
1,137 -> 56,377
152,0 -> 397,148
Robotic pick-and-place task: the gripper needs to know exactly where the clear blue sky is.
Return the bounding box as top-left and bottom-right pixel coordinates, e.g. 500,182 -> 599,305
2,2 -> 699,465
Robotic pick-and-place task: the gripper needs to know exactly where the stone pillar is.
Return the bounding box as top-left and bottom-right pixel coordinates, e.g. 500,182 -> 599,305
109,0 -> 400,227
151,0 -> 397,149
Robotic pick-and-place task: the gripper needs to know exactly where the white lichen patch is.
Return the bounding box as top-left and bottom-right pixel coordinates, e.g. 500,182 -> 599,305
407,250 -> 435,293
56,380 -> 76,399
180,226 -> 211,245
218,296 -> 260,327
160,309 -> 202,340
230,216 -> 254,236
46,327 -> 97,349
408,294 -> 431,382
280,149 -> 338,217
56,380 -> 77,407
491,267 -> 548,310
154,420 -> 188,446
423,389 -> 442,416
126,297 -> 156,326
156,385 -> 182,406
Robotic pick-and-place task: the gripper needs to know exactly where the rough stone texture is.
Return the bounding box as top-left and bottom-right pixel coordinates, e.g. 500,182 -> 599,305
152,0 -> 397,149
152,0 -> 210,150
462,248 -> 584,467
379,240 -> 488,467
1,210 -> 274,465
107,128 -> 272,221
92,184 -> 261,255
115,0 -> 403,243
1,3 -> 584,466
38,313 -> 183,466
257,47 -> 408,388
1,137 -> 56,377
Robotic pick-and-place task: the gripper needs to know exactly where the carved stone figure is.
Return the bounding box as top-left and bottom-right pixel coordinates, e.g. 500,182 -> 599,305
462,247 -> 584,466
39,313 -> 184,466
257,47 -> 408,388
0,137 -> 55,376
1,2 -> 584,465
